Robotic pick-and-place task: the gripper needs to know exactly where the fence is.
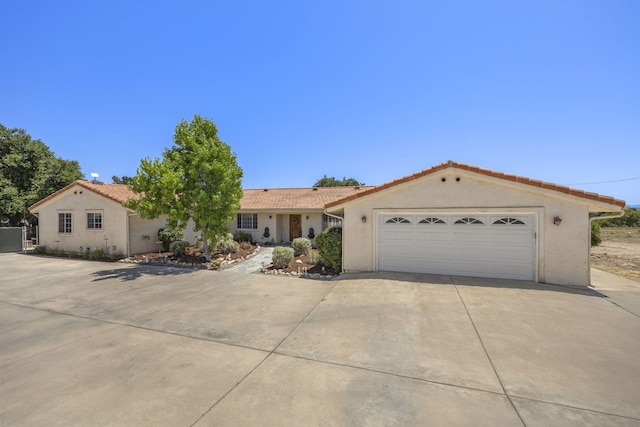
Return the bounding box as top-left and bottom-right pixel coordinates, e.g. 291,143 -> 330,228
0,226 -> 37,253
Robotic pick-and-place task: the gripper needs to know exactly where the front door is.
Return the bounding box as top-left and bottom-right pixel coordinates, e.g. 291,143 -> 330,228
289,215 -> 302,240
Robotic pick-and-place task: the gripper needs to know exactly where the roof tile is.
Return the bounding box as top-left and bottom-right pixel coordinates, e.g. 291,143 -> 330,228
325,161 -> 626,209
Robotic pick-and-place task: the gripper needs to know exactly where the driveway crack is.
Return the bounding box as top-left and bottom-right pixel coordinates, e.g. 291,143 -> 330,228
453,283 -> 527,427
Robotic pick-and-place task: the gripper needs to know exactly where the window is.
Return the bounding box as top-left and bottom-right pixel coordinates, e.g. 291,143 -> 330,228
58,213 -> 72,234
385,217 -> 411,224
493,217 -> 525,225
323,214 -> 342,229
237,213 -> 258,229
87,212 -> 103,230
419,217 -> 446,224
454,217 -> 484,225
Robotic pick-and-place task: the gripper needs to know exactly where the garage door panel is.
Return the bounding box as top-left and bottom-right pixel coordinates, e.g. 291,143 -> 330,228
378,213 -> 536,281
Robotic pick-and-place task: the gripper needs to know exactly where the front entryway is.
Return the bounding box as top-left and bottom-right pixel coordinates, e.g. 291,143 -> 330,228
289,215 -> 302,240
377,213 -> 536,281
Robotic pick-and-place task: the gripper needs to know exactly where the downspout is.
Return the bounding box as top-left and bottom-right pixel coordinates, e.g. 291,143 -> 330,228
323,211 -> 345,273
588,209 -> 625,285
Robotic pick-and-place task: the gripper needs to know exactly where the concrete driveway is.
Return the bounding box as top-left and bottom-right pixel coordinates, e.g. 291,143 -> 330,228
1,254 -> 639,426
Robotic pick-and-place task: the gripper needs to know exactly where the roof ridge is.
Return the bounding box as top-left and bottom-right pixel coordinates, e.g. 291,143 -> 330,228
325,161 -> 626,209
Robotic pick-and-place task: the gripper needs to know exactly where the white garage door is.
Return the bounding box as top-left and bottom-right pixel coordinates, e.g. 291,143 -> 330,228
377,213 -> 536,280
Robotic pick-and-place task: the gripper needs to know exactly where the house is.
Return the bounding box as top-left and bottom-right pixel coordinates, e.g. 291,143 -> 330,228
28,180 -> 199,257
27,181 -> 368,256
325,161 -> 625,288
28,161 -> 625,288
226,186 -> 373,244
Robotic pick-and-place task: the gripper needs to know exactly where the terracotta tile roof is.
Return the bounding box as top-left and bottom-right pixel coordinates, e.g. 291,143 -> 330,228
240,187 -> 375,210
325,161 -> 626,209
28,181 -> 137,212
28,181 -> 374,212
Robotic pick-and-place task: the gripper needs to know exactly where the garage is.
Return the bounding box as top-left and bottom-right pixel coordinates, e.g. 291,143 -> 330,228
377,213 -> 537,280
325,161 -> 625,287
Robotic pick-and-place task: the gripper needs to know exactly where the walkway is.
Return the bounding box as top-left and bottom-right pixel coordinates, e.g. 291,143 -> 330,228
222,246 -> 274,274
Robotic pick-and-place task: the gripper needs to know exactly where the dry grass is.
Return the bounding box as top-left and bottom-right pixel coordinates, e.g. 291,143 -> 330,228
591,227 -> 640,282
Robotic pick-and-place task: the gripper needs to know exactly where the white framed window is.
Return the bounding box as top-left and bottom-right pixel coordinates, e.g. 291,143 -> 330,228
58,212 -> 72,234
87,212 -> 103,230
237,213 -> 258,229
323,214 -> 342,229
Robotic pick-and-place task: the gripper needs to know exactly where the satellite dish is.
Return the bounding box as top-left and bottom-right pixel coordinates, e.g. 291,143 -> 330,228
91,173 -> 99,178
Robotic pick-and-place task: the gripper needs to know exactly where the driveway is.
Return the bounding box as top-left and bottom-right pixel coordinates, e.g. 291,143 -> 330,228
1,253 -> 639,426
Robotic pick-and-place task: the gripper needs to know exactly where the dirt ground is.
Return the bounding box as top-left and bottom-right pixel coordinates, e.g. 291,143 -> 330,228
591,227 -> 640,283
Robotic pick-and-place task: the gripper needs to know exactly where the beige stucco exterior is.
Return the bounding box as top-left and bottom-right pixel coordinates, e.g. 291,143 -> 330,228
30,183 -> 198,256
328,168 -> 623,288
227,211 -> 326,245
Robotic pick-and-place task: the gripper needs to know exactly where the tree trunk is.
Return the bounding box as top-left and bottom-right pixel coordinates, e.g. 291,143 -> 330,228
202,227 -> 211,262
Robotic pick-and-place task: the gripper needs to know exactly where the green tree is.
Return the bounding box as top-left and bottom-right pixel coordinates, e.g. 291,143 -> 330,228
1,124 -> 83,226
313,175 -> 365,187
112,175 -> 133,185
125,115 -> 243,261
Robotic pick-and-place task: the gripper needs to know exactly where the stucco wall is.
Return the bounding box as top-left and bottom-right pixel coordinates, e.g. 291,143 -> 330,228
227,212 -> 324,245
337,170 -> 595,287
34,184 -> 129,255
34,184 -> 201,256
129,216 -> 200,255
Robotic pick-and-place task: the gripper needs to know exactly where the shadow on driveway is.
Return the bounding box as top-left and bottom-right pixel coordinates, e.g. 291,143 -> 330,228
339,271 -> 606,297
91,265 -> 197,282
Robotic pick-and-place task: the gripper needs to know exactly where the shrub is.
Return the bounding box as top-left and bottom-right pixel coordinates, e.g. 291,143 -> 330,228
315,227 -> 342,271
594,208 -> 640,227
591,221 -> 602,246
217,238 -> 239,254
272,246 -> 294,269
239,241 -> 253,251
170,240 -> 190,257
292,237 -> 312,256
88,248 -> 105,261
34,245 -> 48,255
233,231 -> 253,243
158,226 -> 184,251
308,250 -> 319,265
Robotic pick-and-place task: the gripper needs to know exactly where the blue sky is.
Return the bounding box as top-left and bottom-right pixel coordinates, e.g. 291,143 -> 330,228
2,1 -> 639,204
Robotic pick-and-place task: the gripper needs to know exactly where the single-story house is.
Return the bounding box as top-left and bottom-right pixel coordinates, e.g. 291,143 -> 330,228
27,180 -> 369,257
29,161 -> 625,288
227,186 -> 373,244
325,161 -> 625,287
28,180 -> 199,257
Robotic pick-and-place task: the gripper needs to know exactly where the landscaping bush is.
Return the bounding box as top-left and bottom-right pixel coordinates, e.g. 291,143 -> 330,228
239,241 -> 253,251
158,227 -> 184,251
315,227 -> 342,271
88,248 -> 105,261
292,237 -> 312,256
217,237 -> 239,254
34,245 -> 48,255
591,221 -> 602,246
170,240 -> 190,256
272,246 -> 294,269
233,230 -> 253,243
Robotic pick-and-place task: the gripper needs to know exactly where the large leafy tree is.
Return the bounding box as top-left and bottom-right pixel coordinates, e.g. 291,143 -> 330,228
313,175 -> 365,187
112,175 -> 133,185
125,115 -> 243,261
1,124 -> 83,226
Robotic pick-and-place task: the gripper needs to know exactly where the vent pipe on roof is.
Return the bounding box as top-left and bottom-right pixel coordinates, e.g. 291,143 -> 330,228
312,188 -> 318,191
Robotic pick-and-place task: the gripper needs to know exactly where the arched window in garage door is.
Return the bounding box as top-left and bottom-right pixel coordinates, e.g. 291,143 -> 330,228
385,217 -> 411,224
454,217 -> 484,225
493,217 -> 525,225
